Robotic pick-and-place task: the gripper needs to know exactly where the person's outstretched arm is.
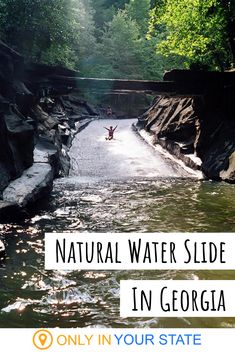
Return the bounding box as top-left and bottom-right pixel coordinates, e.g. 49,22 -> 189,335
114,125 -> 118,131
104,127 -> 109,131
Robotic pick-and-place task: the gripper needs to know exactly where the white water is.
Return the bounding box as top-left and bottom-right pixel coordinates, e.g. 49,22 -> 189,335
69,119 -> 188,180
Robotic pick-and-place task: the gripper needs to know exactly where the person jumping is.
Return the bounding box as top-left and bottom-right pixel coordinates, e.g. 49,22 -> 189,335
104,125 -> 118,140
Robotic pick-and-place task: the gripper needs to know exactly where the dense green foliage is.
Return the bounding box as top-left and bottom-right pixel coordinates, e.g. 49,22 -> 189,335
0,0 -> 96,68
149,0 -> 235,70
0,0 -> 234,77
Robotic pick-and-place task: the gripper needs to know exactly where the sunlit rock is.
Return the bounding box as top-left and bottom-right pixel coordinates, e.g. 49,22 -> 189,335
138,69 -> 235,183
3,163 -> 53,207
220,151 -> 235,182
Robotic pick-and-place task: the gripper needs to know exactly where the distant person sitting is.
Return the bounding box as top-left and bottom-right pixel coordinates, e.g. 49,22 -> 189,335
106,106 -> 113,117
104,125 -> 118,140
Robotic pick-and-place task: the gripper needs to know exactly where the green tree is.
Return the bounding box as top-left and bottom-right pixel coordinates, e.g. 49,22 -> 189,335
125,0 -> 151,34
149,0 -> 230,70
85,6 -> 173,80
89,10 -> 144,79
102,0 -> 127,9
0,0 -> 96,69
90,0 -> 117,38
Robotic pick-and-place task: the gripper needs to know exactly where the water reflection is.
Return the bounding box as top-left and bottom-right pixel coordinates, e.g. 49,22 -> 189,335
1,178 -> 235,328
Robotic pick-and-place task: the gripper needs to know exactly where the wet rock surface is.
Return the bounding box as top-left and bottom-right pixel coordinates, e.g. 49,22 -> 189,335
138,70 -> 235,182
3,163 -> 53,207
0,41 -> 96,221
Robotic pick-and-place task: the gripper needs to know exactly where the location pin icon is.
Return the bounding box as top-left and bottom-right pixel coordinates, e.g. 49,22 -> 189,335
39,333 -> 47,347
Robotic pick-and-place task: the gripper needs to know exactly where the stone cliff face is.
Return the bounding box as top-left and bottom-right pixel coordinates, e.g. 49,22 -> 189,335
0,41 -> 97,219
138,70 -> 235,183
0,43 -> 35,194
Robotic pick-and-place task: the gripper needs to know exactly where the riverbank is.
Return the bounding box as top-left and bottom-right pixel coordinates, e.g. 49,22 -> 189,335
0,95 -> 97,222
0,41 -> 97,222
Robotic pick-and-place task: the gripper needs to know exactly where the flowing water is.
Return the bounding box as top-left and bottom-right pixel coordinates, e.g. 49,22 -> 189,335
0,119 -> 235,328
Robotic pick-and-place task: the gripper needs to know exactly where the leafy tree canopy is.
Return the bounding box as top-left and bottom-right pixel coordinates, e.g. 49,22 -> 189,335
0,0 -> 233,76
0,0 -> 96,68
125,0 -> 151,34
149,0 -> 234,70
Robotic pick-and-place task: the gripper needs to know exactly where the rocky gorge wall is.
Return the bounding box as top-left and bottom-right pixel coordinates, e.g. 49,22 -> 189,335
1,39 -> 234,223
138,70 -> 235,183
0,41 -> 97,221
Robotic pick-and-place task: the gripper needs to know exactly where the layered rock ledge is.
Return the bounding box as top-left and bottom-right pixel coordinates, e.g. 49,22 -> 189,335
0,41 -> 97,222
137,70 -> 235,183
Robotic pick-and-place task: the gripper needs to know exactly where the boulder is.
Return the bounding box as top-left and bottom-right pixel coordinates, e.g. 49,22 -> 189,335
3,163 -> 53,207
220,152 -> 235,182
34,138 -> 59,176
